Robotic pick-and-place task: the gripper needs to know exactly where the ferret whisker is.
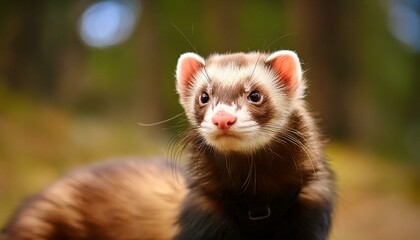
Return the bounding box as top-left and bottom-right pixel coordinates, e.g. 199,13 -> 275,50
264,123 -> 315,174
168,127 -> 198,165
252,154 -> 257,194
240,156 -> 253,193
262,32 -> 297,52
250,53 -> 262,80
172,23 -> 212,84
172,24 -> 198,53
280,132 -> 317,175
224,154 -> 232,179
162,123 -> 190,131
270,135 -> 303,184
138,112 -> 185,127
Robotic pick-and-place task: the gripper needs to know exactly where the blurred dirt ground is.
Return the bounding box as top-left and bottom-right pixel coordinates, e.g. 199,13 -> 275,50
329,144 -> 420,240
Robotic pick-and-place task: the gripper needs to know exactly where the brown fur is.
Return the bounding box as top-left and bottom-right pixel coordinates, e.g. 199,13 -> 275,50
2,159 -> 187,240
3,51 -> 336,240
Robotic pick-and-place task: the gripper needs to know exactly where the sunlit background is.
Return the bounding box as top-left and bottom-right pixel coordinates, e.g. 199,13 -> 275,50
0,0 -> 419,239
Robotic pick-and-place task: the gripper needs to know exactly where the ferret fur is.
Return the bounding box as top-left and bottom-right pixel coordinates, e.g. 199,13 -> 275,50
2,159 -> 187,240
2,51 -> 336,240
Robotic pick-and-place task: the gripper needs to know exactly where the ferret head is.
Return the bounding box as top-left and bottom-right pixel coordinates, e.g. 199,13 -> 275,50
176,51 -> 305,154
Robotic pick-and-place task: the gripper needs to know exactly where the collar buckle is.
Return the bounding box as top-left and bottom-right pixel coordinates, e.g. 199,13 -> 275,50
248,206 -> 271,221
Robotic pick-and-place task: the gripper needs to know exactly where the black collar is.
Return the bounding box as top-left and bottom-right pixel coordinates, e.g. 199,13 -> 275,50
230,188 -> 301,222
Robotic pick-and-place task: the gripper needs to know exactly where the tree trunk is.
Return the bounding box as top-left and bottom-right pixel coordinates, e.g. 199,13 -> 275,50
290,0 -> 363,140
134,0 -> 164,122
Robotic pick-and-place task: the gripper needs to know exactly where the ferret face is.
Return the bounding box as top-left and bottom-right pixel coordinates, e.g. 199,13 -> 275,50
176,51 -> 305,154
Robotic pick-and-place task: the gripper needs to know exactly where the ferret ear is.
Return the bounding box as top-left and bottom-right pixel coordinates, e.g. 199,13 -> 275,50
265,50 -> 304,98
176,52 -> 205,98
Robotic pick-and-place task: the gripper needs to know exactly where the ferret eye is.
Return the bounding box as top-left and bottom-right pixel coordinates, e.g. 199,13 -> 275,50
200,92 -> 210,105
248,91 -> 262,103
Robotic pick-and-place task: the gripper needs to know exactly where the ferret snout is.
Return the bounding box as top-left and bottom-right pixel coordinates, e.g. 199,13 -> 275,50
211,111 -> 237,130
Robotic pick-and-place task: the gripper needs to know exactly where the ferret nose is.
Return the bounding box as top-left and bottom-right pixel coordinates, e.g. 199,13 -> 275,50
212,111 -> 237,129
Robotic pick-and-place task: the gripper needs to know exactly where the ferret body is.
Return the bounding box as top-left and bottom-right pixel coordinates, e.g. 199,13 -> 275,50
2,51 -> 336,240
2,159 -> 187,239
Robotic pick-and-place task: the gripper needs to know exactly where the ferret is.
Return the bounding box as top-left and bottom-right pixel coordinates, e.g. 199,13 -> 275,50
2,51 -> 336,240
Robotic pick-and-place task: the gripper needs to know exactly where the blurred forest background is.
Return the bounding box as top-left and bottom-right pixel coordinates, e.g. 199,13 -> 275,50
1,0 -> 420,239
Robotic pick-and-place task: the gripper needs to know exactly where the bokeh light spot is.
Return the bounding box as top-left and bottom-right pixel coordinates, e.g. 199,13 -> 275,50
79,0 -> 139,48
388,0 -> 420,52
